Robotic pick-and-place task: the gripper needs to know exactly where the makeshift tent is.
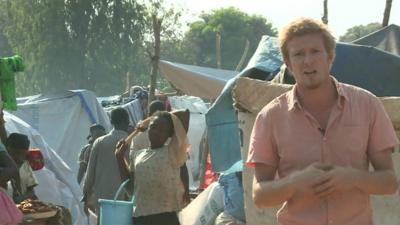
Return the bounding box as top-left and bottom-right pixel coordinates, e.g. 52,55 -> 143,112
206,35 -> 400,172
13,89 -> 112,175
205,36 -> 281,172
158,60 -> 238,100
353,24 -> 400,55
4,111 -> 87,225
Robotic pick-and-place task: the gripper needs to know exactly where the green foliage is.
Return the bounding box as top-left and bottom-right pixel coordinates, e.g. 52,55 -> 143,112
180,7 -> 277,70
140,0 -> 183,99
339,22 -> 382,42
0,3 -> 276,97
0,32 -> 13,56
142,0 -> 183,44
81,0 -> 146,95
161,39 -> 191,64
0,0 -> 72,96
0,0 -> 146,96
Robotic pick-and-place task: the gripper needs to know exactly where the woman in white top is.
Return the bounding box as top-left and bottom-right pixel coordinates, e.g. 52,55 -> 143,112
116,110 -> 189,225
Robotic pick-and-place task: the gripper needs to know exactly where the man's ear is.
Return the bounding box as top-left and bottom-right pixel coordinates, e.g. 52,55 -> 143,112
328,51 -> 336,69
284,58 -> 293,76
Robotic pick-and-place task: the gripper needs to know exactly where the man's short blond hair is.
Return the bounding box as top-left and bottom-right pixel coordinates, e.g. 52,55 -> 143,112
278,17 -> 336,60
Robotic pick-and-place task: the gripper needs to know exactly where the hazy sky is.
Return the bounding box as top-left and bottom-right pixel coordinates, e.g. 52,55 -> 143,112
168,0 -> 400,37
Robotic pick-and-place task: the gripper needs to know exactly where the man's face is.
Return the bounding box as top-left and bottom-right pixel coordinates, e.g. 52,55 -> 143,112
8,147 -> 28,168
284,33 -> 334,90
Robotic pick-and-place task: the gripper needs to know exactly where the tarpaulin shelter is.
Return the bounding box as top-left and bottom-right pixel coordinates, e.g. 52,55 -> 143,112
205,36 -> 281,172
13,90 -> 112,175
353,24 -> 400,56
158,60 -> 238,100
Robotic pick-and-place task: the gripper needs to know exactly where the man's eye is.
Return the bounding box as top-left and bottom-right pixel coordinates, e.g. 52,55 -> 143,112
294,52 -> 303,56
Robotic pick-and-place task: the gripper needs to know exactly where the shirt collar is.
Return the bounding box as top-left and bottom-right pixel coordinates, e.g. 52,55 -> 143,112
288,76 -> 349,111
332,76 -> 349,109
287,86 -> 300,111
110,128 -> 128,135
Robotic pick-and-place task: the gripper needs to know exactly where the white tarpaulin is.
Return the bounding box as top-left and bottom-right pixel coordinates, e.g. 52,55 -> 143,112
158,60 -> 238,100
4,112 -> 87,225
179,182 -> 224,225
13,90 -> 112,175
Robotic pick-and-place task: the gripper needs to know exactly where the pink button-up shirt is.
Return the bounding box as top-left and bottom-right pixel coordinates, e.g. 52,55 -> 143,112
247,77 -> 399,225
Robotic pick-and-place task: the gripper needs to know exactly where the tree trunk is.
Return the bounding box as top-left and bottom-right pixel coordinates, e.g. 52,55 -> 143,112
235,39 -> 250,71
216,32 -> 221,69
125,71 -> 131,93
382,0 -> 392,27
149,14 -> 162,102
322,0 -> 328,24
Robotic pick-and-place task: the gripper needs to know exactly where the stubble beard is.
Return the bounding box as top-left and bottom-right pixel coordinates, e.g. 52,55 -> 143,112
298,74 -> 322,90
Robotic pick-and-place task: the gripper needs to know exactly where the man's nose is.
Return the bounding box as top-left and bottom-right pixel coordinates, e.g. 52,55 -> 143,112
303,53 -> 314,65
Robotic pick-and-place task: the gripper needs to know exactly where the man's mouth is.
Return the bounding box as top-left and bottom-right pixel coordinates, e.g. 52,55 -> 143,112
304,70 -> 317,75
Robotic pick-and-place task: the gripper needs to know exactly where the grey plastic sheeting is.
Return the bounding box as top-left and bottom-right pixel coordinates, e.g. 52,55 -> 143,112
353,24 -> 400,56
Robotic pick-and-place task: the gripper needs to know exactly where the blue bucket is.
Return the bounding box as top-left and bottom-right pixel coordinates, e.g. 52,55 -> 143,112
99,180 -> 135,225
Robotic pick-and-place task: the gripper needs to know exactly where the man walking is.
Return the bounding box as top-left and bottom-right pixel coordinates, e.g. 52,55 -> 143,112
83,108 -> 129,214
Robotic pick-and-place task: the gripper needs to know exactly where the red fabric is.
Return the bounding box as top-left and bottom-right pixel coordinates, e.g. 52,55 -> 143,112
0,188 -> 23,225
27,148 -> 44,171
201,155 -> 218,190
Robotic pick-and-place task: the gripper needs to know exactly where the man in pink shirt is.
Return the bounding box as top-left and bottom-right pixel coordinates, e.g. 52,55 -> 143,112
247,17 -> 399,225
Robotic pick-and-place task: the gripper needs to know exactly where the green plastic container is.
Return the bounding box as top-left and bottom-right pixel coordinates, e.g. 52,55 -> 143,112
0,55 -> 25,111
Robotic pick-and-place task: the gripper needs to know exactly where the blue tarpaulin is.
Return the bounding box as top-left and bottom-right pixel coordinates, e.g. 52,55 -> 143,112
206,36 -> 282,172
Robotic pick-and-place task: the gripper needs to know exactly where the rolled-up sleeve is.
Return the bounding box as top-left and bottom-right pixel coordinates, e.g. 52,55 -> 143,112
247,106 -> 279,168
368,97 -> 399,153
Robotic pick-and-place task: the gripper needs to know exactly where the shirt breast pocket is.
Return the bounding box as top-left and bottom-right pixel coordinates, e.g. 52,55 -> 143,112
340,125 -> 369,168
